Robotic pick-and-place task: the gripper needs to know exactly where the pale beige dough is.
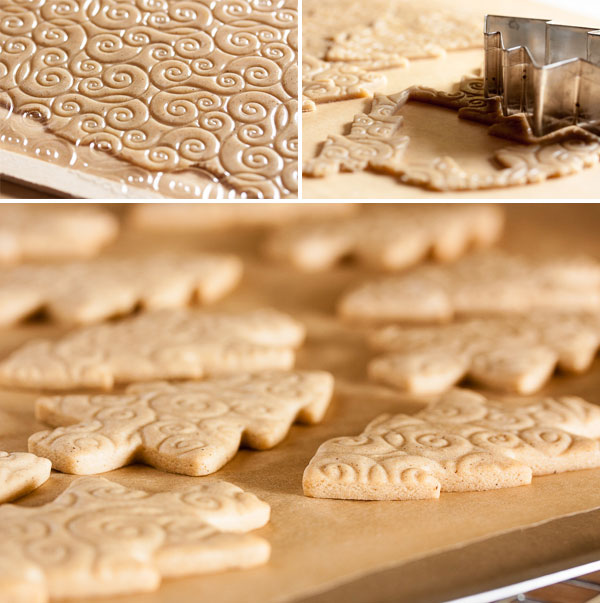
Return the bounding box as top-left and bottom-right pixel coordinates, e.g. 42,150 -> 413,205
368,313 -> 600,395
304,389 -> 600,500
0,451 -> 51,503
265,204 -> 503,271
0,308 -> 306,390
339,251 -> 600,323
0,252 -> 243,326
0,0 -> 298,198
304,78 -> 600,191
0,205 -> 118,264
29,370 -> 334,476
0,476 -> 270,602
301,0 -> 480,108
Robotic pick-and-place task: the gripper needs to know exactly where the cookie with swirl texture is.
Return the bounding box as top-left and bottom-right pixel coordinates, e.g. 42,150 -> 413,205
0,476 -> 270,601
303,388 -> 600,500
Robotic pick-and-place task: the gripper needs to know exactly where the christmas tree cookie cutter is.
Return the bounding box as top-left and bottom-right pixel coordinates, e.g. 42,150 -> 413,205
485,15 -> 600,136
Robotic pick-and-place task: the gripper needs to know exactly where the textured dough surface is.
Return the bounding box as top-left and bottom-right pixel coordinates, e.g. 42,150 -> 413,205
0,0 -> 298,198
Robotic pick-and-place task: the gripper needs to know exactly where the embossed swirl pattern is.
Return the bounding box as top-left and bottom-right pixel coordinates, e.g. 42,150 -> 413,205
0,0 -> 298,198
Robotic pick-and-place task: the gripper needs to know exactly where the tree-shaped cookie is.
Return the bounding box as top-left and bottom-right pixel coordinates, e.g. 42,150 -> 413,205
0,476 -> 270,602
303,389 -> 600,500
0,451 -> 51,503
368,313 -> 600,394
0,205 -> 118,264
265,205 -> 503,271
29,371 -> 334,475
0,309 -> 305,390
0,252 -> 243,326
339,251 -> 600,322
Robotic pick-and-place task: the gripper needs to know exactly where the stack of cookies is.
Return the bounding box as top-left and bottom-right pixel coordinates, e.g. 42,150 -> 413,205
0,203 -> 599,603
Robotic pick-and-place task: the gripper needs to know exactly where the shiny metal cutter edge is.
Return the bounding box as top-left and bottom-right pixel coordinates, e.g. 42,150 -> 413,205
484,15 -> 600,137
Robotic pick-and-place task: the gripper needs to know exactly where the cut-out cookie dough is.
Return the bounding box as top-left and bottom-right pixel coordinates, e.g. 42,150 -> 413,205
339,251 -> 600,323
0,451 -> 51,503
304,77 -> 600,191
0,252 -> 243,326
129,202 -> 357,231
0,476 -> 270,602
0,0 -> 298,198
265,204 -> 503,272
303,388 -> 600,500
0,205 -> 118,264
29,370 -> 334,476
0,308 -> 305,390
369,313 -> 600,395
302,55 -> 387,113
301,0 -> 480,108
326,11 -> 482,70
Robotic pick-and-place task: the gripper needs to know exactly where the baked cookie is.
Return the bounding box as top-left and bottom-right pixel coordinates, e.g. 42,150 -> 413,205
29,371 -> 334,476
303,389 -> 600,500
0,252 -> 243,326
368,313 -> 600,394
265,205 -> 503,272
0,477 -> 270,602
339,251 -> 600,322
0,205 -> 118,264
0,451 -> 51,503
0,309 -> 305,390
129,203 -> 357,231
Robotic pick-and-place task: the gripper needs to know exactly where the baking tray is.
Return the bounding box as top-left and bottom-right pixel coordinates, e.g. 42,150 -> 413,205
2,203 -> 600,603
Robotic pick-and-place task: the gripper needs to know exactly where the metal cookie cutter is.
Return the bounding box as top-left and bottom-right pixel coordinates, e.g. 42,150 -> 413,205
484,15 -> 600,136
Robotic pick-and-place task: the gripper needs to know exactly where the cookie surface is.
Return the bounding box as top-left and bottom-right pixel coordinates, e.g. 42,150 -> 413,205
0,476 -> 270,602
303,389 -> 600,500
29,370 -> 334,476
339,251 -> 600,322
129,203 -> 357,231
0,451 -> 51,503
368,313 -> 600,395
0,252 -> 243,326
265,205 -> 503,272
0,308 -> 305,389
0,205 -> 118,264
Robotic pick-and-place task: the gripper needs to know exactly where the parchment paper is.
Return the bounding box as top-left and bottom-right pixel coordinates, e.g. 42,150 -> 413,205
2,204 -> 600,603
303,0 -> 600,199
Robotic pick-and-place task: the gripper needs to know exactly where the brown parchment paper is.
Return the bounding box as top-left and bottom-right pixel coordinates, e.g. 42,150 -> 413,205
303,0 -> 600,199
2,204 -> 600,603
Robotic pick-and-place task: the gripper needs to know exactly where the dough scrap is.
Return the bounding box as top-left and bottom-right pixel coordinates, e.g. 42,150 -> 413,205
304,78 -> 600,191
